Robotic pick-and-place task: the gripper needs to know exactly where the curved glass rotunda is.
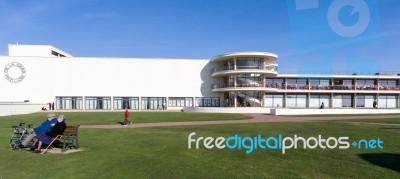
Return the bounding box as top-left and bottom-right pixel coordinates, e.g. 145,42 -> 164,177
211,52 -> 279,107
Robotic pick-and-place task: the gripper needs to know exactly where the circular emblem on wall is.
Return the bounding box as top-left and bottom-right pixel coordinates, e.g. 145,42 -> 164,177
4,62 -> 26,83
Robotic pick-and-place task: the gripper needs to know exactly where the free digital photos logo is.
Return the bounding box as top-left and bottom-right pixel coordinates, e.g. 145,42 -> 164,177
188,132 -> 383,154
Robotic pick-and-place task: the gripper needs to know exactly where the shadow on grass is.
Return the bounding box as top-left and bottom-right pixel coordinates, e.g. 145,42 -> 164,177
117,122 -> 124,125
358,153 -> 400,172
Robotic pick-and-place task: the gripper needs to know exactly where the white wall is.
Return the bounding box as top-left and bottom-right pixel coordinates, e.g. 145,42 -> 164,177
0,103 -> 46,116
0,56 -> 215,104
271,108 -> 400,116
184,107 -> 271,113
8,44 -> 72,57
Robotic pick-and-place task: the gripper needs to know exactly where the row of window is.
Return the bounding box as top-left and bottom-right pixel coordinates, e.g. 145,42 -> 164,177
56,97 -> 220,110
265,78 -> 398,87
264,94 -> 398,108
224,58 -> 263,70
220,77 -> 400,89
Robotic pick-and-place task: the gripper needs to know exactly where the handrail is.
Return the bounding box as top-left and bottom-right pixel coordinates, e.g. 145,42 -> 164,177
211,65 -> 278,74
212,83 -> 400,91
279,69 -> 400,76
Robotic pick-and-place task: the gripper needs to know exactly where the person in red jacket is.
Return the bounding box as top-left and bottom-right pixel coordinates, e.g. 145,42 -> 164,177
123,107 -> 132,126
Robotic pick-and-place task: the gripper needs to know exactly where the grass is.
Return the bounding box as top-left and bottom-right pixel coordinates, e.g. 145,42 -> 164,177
0,112 -> 399,178
335,118 -> 400,124
1,112 -> 251,126
284,113 -> 400,117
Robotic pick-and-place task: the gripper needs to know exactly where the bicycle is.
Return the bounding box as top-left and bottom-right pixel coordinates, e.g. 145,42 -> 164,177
10,123 -> 34,148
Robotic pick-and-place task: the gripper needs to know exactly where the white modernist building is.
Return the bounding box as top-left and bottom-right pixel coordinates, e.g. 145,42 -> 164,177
1,44 -> 400,115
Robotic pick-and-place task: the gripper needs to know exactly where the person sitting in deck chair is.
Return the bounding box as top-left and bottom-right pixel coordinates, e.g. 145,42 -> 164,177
34,115 -> 66,153
319,102 -> 325,109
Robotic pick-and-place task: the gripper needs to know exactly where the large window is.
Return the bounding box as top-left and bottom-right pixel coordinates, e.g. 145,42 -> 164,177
379,95 -> 398,108
287,79 -> 308,89
265,78 -> 284,89
333,95 -> 353,108
380,80 -> 397,87
379,80 -> 398,90
224,92 -> 236,107
286,94 -> 307,108
195,97 -> 220,107
310,79 -> 331,89
354,79 -> 376,90
113,97 -> 139,110
56,96 -> 83,110
236,57 -> 262,70
85,97 -> 111,110
223,75 -> 235,87
356,95 -> 375,108
333,79 -> 353,90
141,97 -> 166,110
168,97 -> 193,107
237,91 -> 263,107
264,94 -> 284,108
224,59 -> 234,70
356,95 -> 365,107
237,74 -> 262,87
310,95 -> 330,108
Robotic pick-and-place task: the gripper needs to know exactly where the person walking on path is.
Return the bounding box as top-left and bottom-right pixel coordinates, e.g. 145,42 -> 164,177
373,99 -> 378,109
123,107 -> 132,126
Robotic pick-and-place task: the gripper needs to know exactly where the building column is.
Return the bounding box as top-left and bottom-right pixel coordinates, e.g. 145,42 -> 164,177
398,94 -> 400,108
377,79 -> 380,91
83,96 -> 86,111
284,92 -> 287,108
234,57 -> 237,70
284,78 -> 287,90
234,75 -> 237,87
376,93 -> 379,108
138,96 -> 141,110
353,93 -> 356,108
166,97 -> 169,110
234,92 -> 237,108
262,92 -> 265,107
307,93 -> 310,108
111,96 -> 114,110
263,76 -> 266,88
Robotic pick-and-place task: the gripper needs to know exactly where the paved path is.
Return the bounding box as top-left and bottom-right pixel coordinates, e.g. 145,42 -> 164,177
81,114 -> 400,129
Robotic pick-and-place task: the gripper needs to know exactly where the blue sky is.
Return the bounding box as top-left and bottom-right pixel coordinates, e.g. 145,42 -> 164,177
0,0 -> 399,72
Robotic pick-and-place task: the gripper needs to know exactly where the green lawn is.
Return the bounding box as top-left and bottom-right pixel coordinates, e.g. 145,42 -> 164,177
0,112 -> 251,126
335,118 -> 400,124
0,112 -> 399,178
284,113 -> 400,117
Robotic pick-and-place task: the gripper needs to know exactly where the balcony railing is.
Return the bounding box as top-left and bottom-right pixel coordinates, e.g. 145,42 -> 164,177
212,83 -> 277,89
285,85 -> 400,91
279,69 -> 400,76
212,83 -> 400,91
211,65 -> 277,74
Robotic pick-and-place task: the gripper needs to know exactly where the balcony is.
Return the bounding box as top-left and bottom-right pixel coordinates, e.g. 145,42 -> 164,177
211,65 -> 278,77
211,83 -> 279,92
281,85 -> 400,92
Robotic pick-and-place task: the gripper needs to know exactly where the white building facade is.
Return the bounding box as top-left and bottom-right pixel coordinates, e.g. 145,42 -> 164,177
1,44 -> 400,113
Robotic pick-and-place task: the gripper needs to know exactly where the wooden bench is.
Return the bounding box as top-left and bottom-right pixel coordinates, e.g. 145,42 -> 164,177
42,125 -> 80,153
